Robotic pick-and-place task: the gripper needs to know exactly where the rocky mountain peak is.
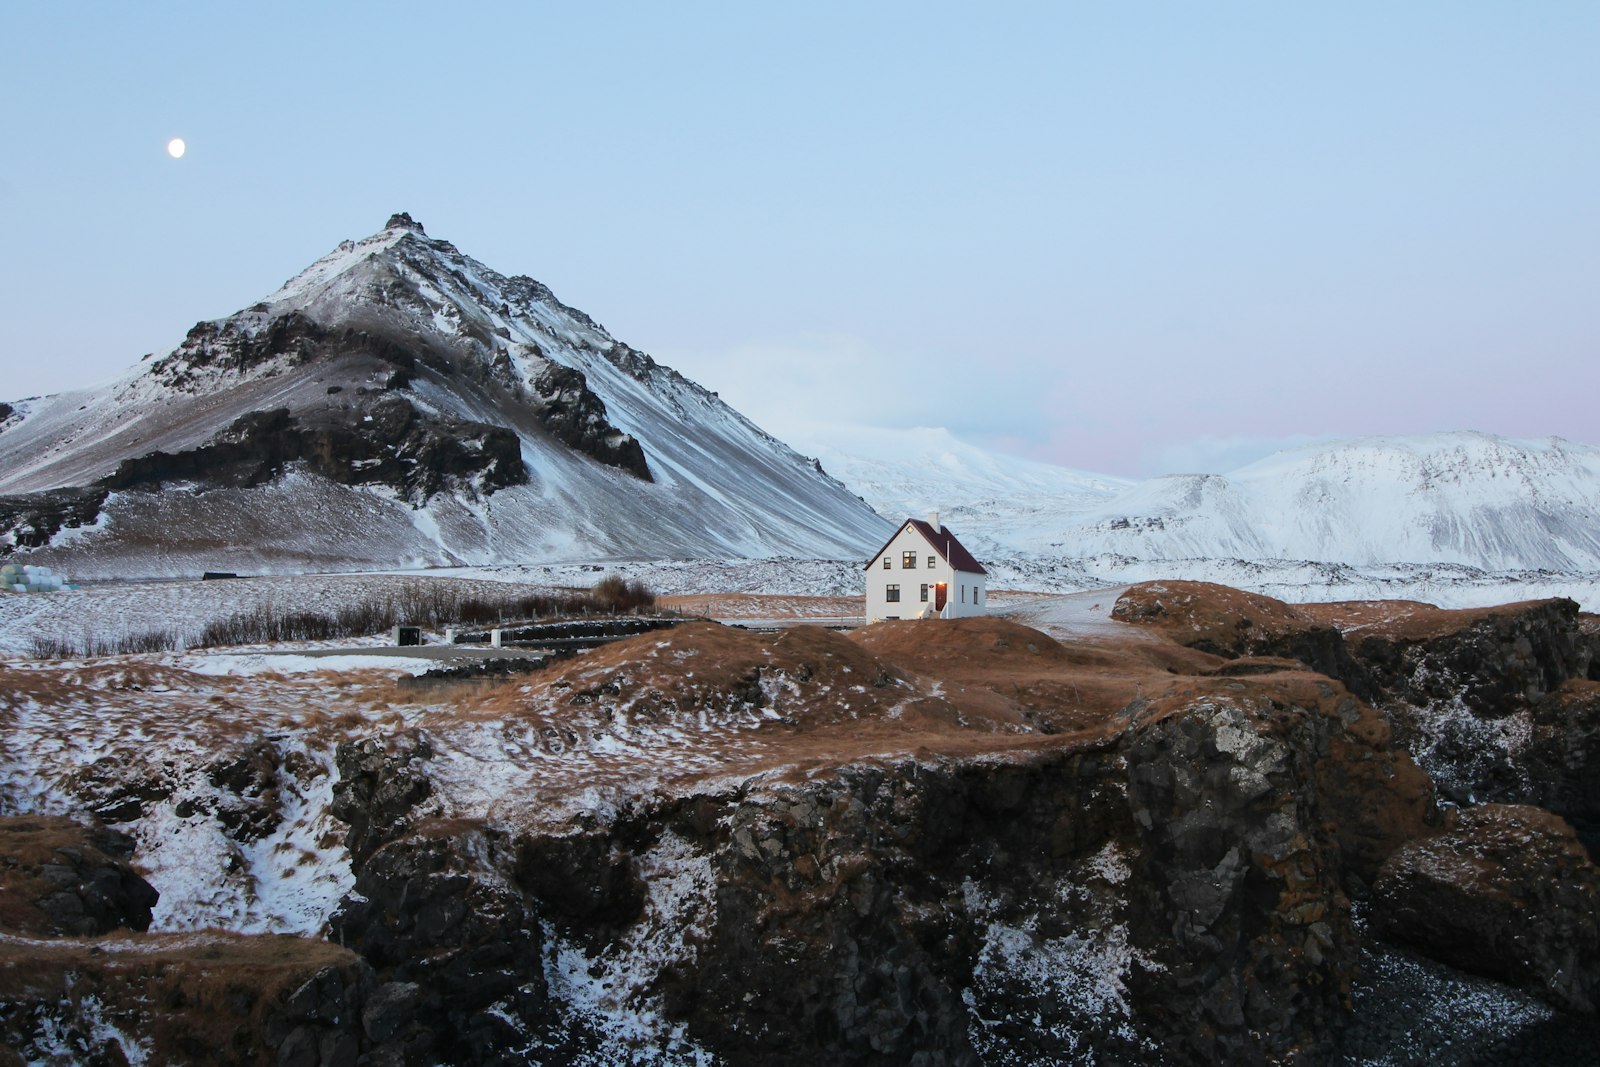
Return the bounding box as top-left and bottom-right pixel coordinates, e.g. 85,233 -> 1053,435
0,214 -> 890,573
384,212 -> 425,234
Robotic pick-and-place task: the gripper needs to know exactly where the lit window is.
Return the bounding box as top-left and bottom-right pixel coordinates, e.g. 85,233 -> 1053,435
886,584 -> 901,603
920,584 -> 929,602
902,551 -> 916,569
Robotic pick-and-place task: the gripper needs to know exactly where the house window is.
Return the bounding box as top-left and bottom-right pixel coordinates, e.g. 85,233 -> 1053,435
920,584 -> 929,602
902,551 -> 917,569
927,556 -> 935,568
960,585 -> 965,603
883,557 -> 891,569
886,584 -> 901,603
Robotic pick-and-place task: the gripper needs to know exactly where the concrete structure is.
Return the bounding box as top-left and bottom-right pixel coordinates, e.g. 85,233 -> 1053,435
864,511 -> 988,623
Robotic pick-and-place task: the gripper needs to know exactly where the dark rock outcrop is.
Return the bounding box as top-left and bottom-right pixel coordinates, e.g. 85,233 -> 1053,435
531,363 -> 651,480
0,486 -> 108,552
514,828 -> 646,926
607,688 -> 1428,1065
158,310 -> 329,382
63,753 -> 177,824
1372,804 -> 1600,1013
310,675 -> 1431,1065
99,398 -> 526,504
0,817 -> 374,1065
0,815 -> 158,935
1526,680 -> 1600,840
330,732 -> 435,868
207,738 -> 301,844
0,935 -> 372,1067
329,822 -> 547,1065
1332,599 -> 1596,815
1340,599 -> 1591,717
1119,584 -> 1600,837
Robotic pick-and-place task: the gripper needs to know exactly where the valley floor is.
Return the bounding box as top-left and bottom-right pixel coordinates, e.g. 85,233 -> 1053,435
3,554 -> 1597,657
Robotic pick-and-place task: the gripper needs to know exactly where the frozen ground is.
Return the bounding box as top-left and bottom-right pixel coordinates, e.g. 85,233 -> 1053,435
0,572 -> 580,656
459,555 -> 1600,612
3,555 -> 1592,658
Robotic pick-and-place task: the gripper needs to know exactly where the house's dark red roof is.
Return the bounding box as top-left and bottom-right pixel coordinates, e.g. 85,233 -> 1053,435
863,519 -> 988,576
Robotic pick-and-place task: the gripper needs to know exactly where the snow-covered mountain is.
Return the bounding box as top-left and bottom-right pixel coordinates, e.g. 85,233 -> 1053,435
807,428 -> 1600,574
0,214 -> 891,576
787,424 -> 1130,560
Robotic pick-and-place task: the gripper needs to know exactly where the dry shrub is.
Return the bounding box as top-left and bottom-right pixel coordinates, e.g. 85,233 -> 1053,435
26,635 -> 75,659
195,578 -> 658,649
27,628 -> 182,660
592,574 -> 656,613
27,577 -> 664,656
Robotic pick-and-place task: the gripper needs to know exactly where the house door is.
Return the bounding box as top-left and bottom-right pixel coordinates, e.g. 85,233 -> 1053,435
934,583 -> 947,611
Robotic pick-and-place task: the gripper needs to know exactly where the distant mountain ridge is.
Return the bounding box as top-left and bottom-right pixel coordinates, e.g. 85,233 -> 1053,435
4,214 -> 1592,583
0,214 -> 891,576
799,427 -> 1600,574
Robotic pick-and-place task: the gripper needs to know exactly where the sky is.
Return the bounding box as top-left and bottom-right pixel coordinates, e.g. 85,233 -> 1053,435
2,2 -> 1596,477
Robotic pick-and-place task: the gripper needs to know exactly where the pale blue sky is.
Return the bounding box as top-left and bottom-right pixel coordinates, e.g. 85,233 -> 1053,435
3,2 -> 1596,476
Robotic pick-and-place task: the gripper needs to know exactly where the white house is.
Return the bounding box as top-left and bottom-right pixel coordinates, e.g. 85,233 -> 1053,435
864,512 -> 988,623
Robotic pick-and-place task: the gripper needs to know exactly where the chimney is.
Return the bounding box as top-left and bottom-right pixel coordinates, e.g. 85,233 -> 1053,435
928,510 -> 940,532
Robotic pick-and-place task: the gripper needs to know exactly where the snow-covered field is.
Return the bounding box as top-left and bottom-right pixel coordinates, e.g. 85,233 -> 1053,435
0,572 -> 559,656
2,553 -> 1594,658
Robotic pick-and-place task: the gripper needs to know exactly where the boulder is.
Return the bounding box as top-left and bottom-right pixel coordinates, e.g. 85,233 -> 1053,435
1372,804 -> 1600,1013
1525,680 -> 1600,841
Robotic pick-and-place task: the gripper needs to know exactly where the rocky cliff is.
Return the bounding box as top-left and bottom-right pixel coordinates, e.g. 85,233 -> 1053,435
3,591 -> 1599,1063
1116,582 -> 1600,825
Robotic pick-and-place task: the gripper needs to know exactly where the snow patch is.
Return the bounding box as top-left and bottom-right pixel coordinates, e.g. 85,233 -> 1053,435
541,830 -> 720,1065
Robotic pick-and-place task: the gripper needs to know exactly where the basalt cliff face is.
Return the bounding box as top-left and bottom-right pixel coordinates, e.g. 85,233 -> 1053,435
4,591 -> 1600,1063
1115,581 -> 1600,838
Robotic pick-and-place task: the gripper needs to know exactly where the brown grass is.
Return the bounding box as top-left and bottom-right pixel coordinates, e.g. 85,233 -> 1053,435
4,583 -> 1475,846
1296,597 -> 1572,641
0,930 -> 364,1066
1111,580 -> 1319,654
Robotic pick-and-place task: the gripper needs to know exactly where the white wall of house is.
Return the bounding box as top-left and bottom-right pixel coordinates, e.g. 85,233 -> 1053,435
864,523 -> 987,623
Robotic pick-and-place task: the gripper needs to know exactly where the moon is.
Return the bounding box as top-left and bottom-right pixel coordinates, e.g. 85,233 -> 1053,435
166,137 -> 186,159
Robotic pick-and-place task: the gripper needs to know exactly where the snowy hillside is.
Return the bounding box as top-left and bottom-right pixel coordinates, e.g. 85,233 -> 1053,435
1064,433 -> 1600,571
791,424 -> 1131,559
0,214 -> 890,576
812,429 -> 1600,574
